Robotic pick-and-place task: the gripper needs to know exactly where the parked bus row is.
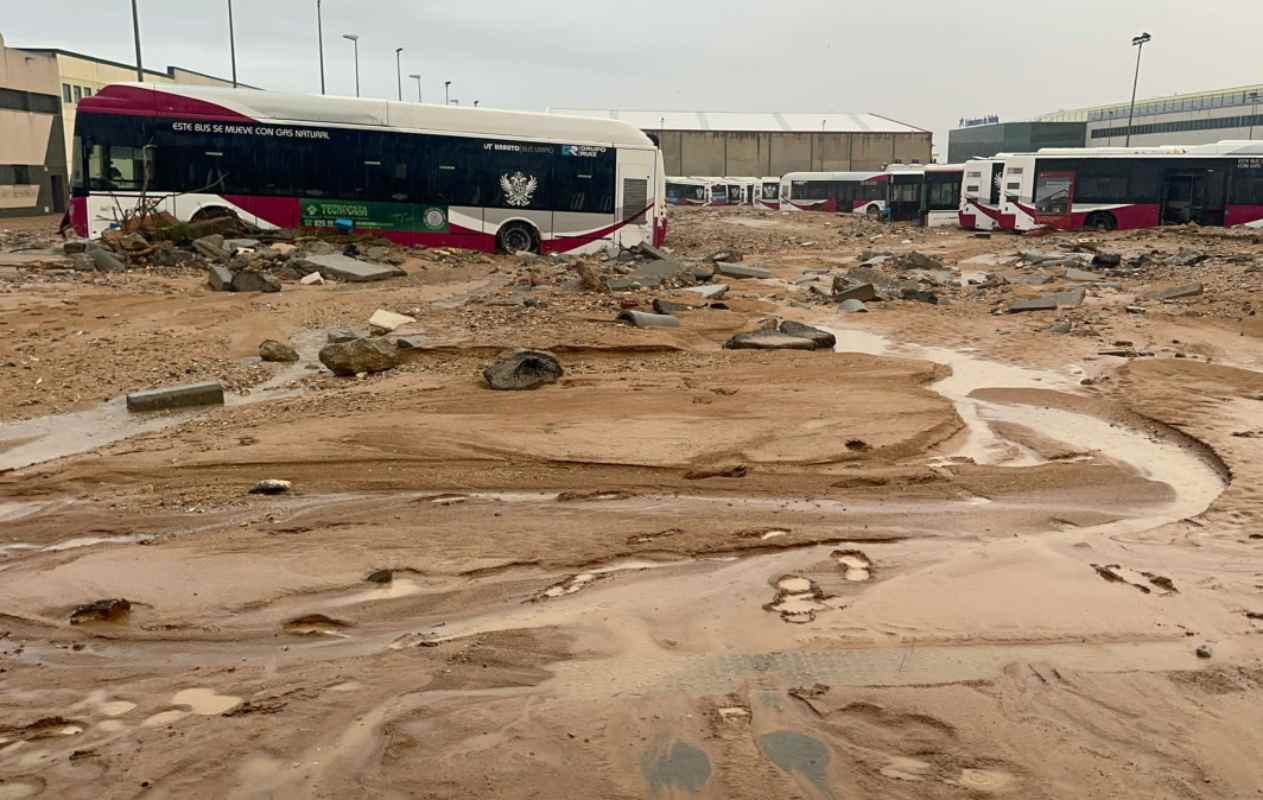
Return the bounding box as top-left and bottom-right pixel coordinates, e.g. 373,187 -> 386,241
665,177 -> 782,209
71,83 -> 668,254
959,140 -> 1263,233
779,164 -> 965,227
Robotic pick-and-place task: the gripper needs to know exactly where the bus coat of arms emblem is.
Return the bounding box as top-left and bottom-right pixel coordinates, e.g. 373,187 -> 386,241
500,172 -> 538,207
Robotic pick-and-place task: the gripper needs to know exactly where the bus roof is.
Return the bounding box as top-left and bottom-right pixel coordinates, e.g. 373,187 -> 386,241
782,171 -> 884,182
79,83 -> 656,149
1001,141 -> 1263,160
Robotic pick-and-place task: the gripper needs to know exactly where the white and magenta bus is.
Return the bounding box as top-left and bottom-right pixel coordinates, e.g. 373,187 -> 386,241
666,177 -> 708,206
70,83 -> 667,254
783,166 -> 961,225
753,177 -> 781,210
922,163 -> 964,227
781,171 -> 885,214
1000,141 -> 1263,232
958,158 -> 1010,231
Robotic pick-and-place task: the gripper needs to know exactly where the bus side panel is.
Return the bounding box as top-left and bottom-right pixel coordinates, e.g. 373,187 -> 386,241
613,148 -> 657,250
1226,205 -> 1263,227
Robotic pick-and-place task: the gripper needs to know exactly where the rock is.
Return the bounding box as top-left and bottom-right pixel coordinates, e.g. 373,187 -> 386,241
1125,305 -> 1147,314
231,271 -> 282,293
258,340 -> 300,363
91,246 -> 127,273
840,299 -> 868,313
715,263 -> 773,280
779,321 -> 836,349
396,336 -> 427,350
1064,267 -> 1103,282
1196,644 -> 1213,659
296,253 -> 405,283
683,284 -> 729,300
69,254 -> 95,272
893,251 -> 943,271
833,280 -> 878,303
224,238 -> 261,253
1008,272 -> 1053,285
327,329 -> 359,344
63,240 -> 88,255
193,234 -> 229,261
126,382 -> 225,412
208,265 -> 235,291
1092,253 -> 1122,268
653,299 -> 690,315
1052,287 -> 1087,308
1007,296 -> 1059,313
900,288 -> 938,304
1146,283 -> 1203,301
1167,252 -> 1207,267
636,243 -> 670,261
319,338 -> 401,376
366,569 -> 394,584
70,598 -> 131,625
1046,321 -> 1073,334
574,262 -> 605,292
483,349 -> 564,391
368,309 -> 417,333
708,250 -> 743,263
250,479 -> 292,495
724,332 -> 817,351
605,277 -> 641,292
684,464 -> 748,480
617,310 -> 681,329
300,272 -> 326,286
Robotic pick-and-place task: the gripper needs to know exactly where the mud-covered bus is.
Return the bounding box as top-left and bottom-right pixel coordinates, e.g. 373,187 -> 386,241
753,177 -> 781,210
783,166 -> 963,225
998,141 -> 1263,232
666,177 -> 708,206
958,158 -> 1009,231
71,83 -> 667,254
780,171 -> 885,214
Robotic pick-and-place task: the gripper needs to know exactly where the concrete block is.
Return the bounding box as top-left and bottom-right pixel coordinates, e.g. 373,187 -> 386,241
368,309 -> 417,332
1007,296 -> 1059,313
127,382 -> 225,413
840,299 -> 868,313
208,265 -> 235,291
835,283 -> 878,302
298,253 -> 405,283
1052,287 -> 1087,308
617,310 -> 681,329
684,284 -> 730,300
1146,283 -> 1203,301
716,263 -> 773,280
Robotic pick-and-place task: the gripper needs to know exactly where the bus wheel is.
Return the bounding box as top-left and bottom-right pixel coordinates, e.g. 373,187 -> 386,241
1085,211 -> 1117,231
865,205 -> 881,220
498,222 -> 539,255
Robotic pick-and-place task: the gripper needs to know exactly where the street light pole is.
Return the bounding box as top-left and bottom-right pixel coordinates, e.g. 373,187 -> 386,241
316,0 -> 326,95
1125,32 -> 1152,147
444,80 -> 451,105
342,34 -> 359,96
395,48 -> 403,101
130,0 -> 144,82
409,74 -> 422,102
227,0 -> 237,88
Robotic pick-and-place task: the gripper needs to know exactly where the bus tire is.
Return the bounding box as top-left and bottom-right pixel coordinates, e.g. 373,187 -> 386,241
1085,211 -> 1117,231
497,221 -> 539,255
865,204 -> 881,220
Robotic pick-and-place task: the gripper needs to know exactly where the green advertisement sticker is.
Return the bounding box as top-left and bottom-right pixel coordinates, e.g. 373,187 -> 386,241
301,200 -> 449,233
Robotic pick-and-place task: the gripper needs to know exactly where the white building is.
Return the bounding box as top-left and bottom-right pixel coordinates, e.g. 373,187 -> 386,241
1040,83 -> 1263,148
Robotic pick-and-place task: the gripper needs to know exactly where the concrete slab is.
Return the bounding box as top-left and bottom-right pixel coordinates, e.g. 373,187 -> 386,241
396,336 -> 427,349
725,332 -> 817,351
617,310 -> 680,329
715,263 -> 773,280
369,309 -> 417,332
840,299 -> 869,313
207,265 -> 235,291
1052,287 -> 1087,308
126,382 -> 225,413
1007,297 -> 1059,313
1064,267 -> 1103,282
1146,283 -> 1204,301
684,284 -> 729,300
835,283 -> 878,303
299,253 -> 405,283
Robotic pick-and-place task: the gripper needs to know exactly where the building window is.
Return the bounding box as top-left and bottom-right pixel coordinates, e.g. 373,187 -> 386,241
73,86 -> 82,103
63,84 -> 72,103
83,87 -> 93,98
14,165 -> 32,185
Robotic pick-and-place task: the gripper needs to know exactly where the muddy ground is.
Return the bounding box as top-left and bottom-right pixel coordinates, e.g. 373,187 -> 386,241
3,207 -> 1263,799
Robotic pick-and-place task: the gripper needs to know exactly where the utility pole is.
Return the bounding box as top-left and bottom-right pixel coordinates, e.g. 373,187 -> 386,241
343,34 -> 359,96
395,48 -> 404,101
444,80 -> 451,105
130,0 -> 144,82
227,0 -> 237,88
316,0 -> 326,94
1125,32 -> 1152,147
409,74 -> 422,102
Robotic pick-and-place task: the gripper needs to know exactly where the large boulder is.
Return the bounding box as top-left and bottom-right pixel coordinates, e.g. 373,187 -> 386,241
259,339 -> 300,363
483,350 -> 564,391
231,270 -> 282,293
724,332 -> 818,351
319,338 -> 400,376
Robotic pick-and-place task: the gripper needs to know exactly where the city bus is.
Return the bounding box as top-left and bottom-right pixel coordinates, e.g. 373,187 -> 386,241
70,83 -> 667,254
999,141 -> 1263,232
922,163 -> 964,227
783,166 -> 963,226
666,177 -> 708,206
958,158 -> 1010,231
753,177 -> 781,210
780,171 -> 885,214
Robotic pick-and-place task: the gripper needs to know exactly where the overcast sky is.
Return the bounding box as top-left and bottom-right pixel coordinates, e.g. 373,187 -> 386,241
5,0 -> 1261,157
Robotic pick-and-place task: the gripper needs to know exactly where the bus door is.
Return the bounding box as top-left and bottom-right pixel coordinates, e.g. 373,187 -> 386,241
1033,170 -> 1075,229
889,175 -> 922,222
1162,168 -> 1223,226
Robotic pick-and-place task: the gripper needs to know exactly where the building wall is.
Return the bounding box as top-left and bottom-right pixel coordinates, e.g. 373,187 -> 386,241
0,35 -> 67,217
947,122 -> 1088,162
1086,105 -> 1263,148
660,130 -> 930,177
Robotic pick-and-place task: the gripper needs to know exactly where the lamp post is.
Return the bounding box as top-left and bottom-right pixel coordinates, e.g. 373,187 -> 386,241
130,0 -> 144,82
409,74 -> 422,102
1125,32 -> 1152,147
395,48 -> 403,101
474,100 -> 479,108
1250,91 -> 1260,140
227,0 -> 237,87
342,34 -> 359,96
445,80 -> 451,105
316,0 -> 326,94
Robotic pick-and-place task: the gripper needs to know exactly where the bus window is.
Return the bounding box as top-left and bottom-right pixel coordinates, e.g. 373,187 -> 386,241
430,139 -> 483,206
88,144 -> 151,192
555,149 -> 614,214
1034,173 -> 1073,215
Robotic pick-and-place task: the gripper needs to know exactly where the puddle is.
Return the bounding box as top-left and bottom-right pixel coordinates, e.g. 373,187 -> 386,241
172,688 -> 242,715
759,731 -> 835,799
957,768 -> 1017,793
766,576 -> 832,624
832,550 -> 872,582
539,559 -> 695,601
642,740 -> 712,797
141,710 -> 189,728
43,534 -> 154,552
542,573 -> 600,599
99,700 -> 136,717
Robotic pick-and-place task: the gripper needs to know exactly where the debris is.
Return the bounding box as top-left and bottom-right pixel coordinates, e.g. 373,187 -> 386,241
1196,644 -> 1214,659
1145,283 -> 1204,302
715,263 -> 773,280
708,250 -> 743,263
319,338 -> 401,376
90,246 -> 127,273
396,336 -> 427,350
258,340 -> 300,363
891,251 -> 943,271
574,262 -> 605,292
901,288 -> 938,304
1125,305 -> 1147,314
300,272 -> 326,286
1046,321 -> 1073,334
1051,287 -> 1087,308
368,309 -> 418,333
126,382 -> 226,412
1064,267 -> 1103,282
840,299 -> 868,313
70,599 -> 131,625
724,332 -> 817,351
1091,253 -> 1122,268
684,464 -> 748,480
1007,297 -> 1059,313
1166,252 -> 1208,267
230,271 -> 281,293
483,349 -> 564,391
636,243 -> 671,261
192,234 -> 229,261
223,238 -> 261,253
327,329 -> 359,344
617,310 -> 681,329
779,321 -> 837,348
207,264 -> 235,291
250,479 -> 293,495
834,281 -> 878,303
683,284 -> 729,300
297,253 -> 406,283
605,277 -> 640,292
653,299 -> 690,315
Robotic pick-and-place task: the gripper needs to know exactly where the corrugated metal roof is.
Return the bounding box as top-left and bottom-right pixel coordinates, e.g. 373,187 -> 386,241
549,109 -> 928,134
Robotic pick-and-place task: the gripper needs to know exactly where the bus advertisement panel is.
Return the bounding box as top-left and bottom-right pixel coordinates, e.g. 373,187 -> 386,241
70,84 -> 666,254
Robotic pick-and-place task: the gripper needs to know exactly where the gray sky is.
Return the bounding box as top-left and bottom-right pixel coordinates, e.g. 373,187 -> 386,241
5,0 -> 1261,156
